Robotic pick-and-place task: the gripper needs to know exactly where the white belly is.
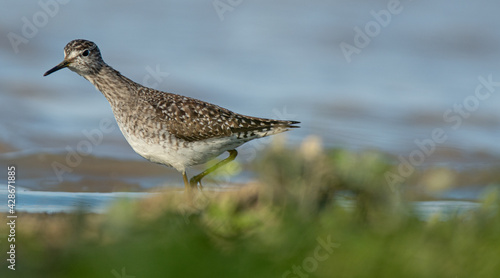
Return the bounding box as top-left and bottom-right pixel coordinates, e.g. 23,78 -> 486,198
122,129 -> 242,173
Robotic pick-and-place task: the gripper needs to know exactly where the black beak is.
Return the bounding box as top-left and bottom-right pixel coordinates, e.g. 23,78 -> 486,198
44,60 -> 70,76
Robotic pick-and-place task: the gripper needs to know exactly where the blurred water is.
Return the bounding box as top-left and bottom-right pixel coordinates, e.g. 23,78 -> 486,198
1,0 -> 500,192
0,185 -> 481,219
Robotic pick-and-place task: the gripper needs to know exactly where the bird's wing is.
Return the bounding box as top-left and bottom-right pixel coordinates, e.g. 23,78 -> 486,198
143,89 -> 299,142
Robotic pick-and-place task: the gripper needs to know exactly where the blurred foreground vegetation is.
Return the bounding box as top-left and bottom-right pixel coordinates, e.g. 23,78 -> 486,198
1,136 -> 500,277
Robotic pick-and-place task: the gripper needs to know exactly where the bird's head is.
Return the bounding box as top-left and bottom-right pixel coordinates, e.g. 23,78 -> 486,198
44,39 -> 105,77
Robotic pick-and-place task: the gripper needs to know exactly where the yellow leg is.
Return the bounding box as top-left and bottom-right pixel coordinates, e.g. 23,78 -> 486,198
182,171 -> 190,190
190,150 -> 238,188
182,171 -> 194,202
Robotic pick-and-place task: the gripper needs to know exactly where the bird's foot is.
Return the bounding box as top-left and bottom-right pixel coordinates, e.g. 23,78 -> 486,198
189,177 -> 203,190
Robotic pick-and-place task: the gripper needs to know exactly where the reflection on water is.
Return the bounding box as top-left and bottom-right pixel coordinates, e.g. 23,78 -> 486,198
1,1 -> 500,192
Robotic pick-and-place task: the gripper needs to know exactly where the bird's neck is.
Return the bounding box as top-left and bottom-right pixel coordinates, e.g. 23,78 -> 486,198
83,64 -> 142,105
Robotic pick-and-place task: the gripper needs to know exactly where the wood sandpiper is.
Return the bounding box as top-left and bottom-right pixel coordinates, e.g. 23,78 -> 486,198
44,39 -> 300,191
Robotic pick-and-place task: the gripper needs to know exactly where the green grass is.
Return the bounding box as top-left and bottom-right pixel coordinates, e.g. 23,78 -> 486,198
1,137 -> 500,277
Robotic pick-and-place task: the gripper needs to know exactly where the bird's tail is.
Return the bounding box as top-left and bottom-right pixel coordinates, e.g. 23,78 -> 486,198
232,117 -> 300,140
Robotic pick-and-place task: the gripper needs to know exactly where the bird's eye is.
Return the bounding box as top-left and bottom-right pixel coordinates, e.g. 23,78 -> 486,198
82,50 -> 90,57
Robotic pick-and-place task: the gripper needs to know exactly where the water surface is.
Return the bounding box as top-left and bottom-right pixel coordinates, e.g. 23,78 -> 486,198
1,0 -> 500,193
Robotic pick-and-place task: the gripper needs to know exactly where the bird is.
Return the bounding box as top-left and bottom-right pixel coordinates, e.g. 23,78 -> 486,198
44,39 -> 300,191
